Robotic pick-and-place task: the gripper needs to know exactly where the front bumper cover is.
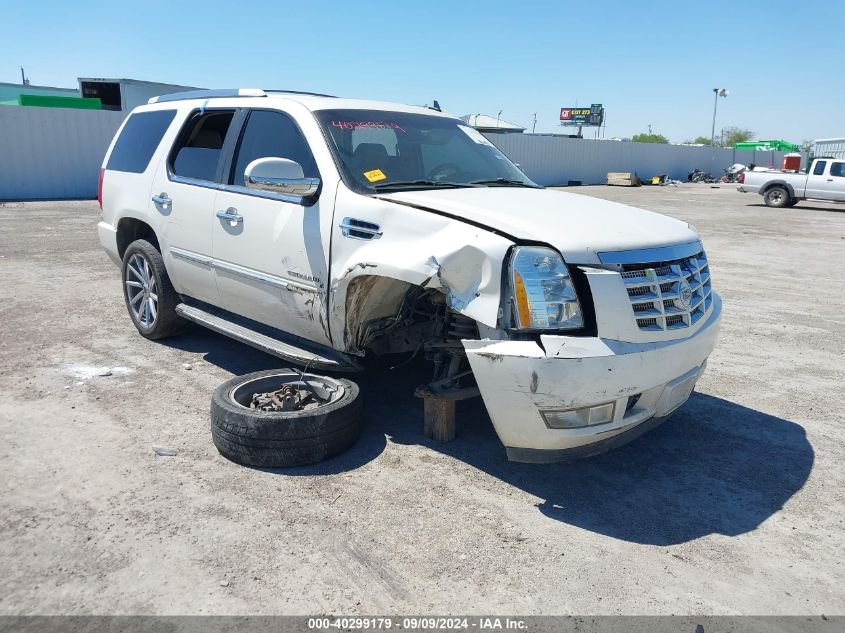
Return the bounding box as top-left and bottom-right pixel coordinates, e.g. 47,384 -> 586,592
463,293 -> 722,462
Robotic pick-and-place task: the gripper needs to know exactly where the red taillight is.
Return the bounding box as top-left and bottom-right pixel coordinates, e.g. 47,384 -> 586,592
97,168 -> 105,209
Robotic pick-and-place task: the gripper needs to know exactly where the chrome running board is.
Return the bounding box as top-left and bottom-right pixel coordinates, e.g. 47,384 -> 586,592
175,302 -> 357,372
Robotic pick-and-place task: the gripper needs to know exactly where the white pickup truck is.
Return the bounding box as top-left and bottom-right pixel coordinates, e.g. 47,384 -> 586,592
97,88 -> 721,463
739,157 -> 845,207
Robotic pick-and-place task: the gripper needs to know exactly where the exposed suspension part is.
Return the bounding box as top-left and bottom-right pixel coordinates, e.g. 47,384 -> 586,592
415,311 -> 480,400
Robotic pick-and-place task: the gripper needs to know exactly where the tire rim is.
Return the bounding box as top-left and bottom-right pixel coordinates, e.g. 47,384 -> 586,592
125,253 -> 158,327
770,190 -> 784,204
229,372 -> 346,411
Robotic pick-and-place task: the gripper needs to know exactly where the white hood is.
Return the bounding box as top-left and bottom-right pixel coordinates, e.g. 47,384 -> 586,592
379,187 -> 699,263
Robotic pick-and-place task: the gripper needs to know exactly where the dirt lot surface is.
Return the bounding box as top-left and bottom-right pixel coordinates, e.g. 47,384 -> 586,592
1,185 -> 843,615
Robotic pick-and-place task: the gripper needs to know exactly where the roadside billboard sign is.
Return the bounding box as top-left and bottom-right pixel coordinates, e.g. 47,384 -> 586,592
560,104 -> 604,127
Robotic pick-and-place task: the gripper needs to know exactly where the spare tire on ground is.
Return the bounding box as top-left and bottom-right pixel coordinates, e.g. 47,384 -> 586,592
211,369 -> 362,468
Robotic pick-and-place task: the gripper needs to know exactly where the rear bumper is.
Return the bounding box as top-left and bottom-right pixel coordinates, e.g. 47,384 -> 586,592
98,221 -> 121,266
463,294 -> 722,462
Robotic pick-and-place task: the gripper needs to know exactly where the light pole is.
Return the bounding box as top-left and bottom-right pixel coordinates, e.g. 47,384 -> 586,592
532,112 -> 537,133
710,88 -> 728,146
496,109 -> 503,128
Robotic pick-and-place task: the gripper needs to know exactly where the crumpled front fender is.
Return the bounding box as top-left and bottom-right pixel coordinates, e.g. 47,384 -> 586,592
328,188 -> 513,352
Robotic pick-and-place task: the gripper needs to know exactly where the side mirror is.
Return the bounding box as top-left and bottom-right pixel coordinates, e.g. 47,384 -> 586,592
244,157 -> 320,201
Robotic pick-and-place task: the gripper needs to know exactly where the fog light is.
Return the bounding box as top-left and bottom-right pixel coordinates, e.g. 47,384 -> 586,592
541,402 -> 615,429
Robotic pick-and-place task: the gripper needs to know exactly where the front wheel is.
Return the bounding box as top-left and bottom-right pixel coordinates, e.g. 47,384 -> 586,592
121,239 -> 185,340
763,186 -> 790,208
210,369 -> 362,467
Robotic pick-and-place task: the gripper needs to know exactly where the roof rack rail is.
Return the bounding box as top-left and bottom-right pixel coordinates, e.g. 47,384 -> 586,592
148,88 -> 267,104
264,89 -> 337,98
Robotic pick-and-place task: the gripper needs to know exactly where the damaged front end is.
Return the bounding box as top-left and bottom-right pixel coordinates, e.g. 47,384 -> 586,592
328,188 -> 514,401
329,189 -> 722,462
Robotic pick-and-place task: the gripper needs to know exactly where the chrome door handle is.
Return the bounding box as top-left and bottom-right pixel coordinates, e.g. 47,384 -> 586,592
151,193 -> 171,206
216,207 -> 243,225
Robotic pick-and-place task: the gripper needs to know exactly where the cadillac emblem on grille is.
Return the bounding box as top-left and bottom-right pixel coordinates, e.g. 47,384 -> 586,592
677,278 -> 693,310
620,249 -> 713,331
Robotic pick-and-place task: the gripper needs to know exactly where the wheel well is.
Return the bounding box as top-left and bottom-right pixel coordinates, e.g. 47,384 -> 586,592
116,218 -> 159,259
344,275 -> 479,355
762,182 -> 793,197
344,274 -> 480,398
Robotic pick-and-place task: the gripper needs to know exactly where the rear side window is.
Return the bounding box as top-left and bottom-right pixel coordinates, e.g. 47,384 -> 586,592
813,160 -> 827,175
170,110 -> 235,182
106,110 -> 176,173
230,110 -> 318,186
830,162 -> 845,177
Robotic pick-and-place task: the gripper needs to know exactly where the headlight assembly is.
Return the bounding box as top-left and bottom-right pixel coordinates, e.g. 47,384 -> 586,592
509,246 -> 583,330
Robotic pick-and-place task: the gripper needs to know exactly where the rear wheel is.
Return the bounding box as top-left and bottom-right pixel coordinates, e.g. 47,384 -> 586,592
121,239 -> 184,340
763,186 -> 790,208
786,198 -> 799,207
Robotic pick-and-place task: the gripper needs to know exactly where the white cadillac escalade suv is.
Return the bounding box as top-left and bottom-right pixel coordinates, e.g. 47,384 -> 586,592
97,88 -> 721,462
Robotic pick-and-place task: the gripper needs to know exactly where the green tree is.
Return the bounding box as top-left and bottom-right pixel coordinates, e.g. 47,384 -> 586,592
632,132 -> 669,144
692,136 -> 712,145
721,127 -> 754,147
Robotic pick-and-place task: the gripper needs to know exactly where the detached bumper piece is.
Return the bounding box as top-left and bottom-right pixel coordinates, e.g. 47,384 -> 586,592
463,294 -> 721,462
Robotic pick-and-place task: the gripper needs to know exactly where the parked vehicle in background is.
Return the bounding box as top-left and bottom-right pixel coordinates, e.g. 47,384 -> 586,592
97,88 -> 722,463
739,157 -> 845,207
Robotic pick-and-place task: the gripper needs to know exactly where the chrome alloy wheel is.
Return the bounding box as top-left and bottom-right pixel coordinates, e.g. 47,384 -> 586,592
125,253 -> 158,327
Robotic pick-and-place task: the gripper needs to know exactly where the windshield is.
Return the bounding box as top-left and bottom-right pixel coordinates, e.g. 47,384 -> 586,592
314,109 -> 538,192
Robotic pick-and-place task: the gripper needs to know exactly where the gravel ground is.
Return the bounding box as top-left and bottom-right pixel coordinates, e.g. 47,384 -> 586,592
0,185 -> 843,615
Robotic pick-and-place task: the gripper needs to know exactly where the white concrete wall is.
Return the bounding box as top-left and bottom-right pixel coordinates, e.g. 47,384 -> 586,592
0,107 -> 790,200
485,133 -> 787,186
0,107 -> 124,200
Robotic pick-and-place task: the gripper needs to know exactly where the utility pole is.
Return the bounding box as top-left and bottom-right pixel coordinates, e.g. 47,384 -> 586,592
496,109 -> 502,128
711,88 -> 728,145
20,66 -> 29,85
648,123 -> 652,135
532,112 -> 537,133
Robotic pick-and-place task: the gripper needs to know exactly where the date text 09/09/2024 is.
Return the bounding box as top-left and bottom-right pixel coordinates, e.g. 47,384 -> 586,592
307,617 -> 527,630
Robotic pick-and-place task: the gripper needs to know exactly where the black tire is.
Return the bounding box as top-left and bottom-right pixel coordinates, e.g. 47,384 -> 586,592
786,198 -> 799,207
121,239 -> 185,340
763,186 -> 790,208
211,369 -> 362,468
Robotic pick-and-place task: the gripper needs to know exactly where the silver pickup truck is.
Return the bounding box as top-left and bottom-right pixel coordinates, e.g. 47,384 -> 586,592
739,157 -> 845,207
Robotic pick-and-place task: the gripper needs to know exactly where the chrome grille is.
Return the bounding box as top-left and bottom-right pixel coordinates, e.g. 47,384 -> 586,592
622,250 -> 712,331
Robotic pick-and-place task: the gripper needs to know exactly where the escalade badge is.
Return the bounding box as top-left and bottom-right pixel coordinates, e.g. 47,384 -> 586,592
677,278 -> 693,310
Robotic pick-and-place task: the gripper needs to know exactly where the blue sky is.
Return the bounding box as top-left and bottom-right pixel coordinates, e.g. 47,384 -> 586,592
2,0 -> 842,143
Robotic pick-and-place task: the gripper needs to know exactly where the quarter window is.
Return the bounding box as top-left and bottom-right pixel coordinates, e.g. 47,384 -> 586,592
170,110 -> 235,182
813,160 -> 827,176
106,110 -> 176,173
230,110 -> 318,186
830,162 -> 845,177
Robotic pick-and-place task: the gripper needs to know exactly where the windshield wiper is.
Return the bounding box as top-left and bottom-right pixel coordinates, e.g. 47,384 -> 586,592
469,178 -> 540,188
371,180 -> 478,191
